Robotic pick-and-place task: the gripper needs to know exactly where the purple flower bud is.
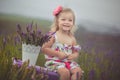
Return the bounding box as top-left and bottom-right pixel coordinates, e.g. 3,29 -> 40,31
3,37 -> 7,46
22,32 -> 26,37
37,30 -> 41,35
16,24 -> 22,35
16,22 -> 53,46
13,58 -> 22,67
35,66 -> 41,73
16,24 -> 21,31
88,69 -> 95,80
26,22 -> 33,32
14,36 -> 21,45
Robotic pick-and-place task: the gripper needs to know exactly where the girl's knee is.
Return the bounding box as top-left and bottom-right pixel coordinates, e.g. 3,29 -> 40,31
57,68 -> 70,80
71,67 -> 83,75
57,68 -> 70,76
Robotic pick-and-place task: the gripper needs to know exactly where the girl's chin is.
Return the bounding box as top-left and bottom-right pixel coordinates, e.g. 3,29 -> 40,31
62,27 -> 71,31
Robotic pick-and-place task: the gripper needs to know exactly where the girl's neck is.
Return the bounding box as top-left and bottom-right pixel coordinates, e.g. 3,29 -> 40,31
57,29 -> 71,36
56,30 -> 73,45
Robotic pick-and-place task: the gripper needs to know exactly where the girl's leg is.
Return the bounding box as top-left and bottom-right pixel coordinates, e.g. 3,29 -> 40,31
70,67 -> 82,80
57,68 -> 70,80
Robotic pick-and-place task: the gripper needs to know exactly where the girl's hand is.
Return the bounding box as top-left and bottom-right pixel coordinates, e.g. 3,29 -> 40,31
67,54 -> 76,61
57,52 -> 68,60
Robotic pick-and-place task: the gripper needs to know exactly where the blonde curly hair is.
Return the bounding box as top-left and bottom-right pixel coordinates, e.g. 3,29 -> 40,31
51,7 -> 77,35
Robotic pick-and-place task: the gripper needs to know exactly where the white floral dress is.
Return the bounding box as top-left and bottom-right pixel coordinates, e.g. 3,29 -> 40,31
44,34 -> 81,71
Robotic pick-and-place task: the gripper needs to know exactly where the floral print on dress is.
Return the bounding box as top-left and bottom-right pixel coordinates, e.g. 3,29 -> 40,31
44,34 -> 81,70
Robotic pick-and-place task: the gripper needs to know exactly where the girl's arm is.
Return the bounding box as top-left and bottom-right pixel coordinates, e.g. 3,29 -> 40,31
67,36 -> 80,60
67,51 -> 79,60
41,35 -> 67,60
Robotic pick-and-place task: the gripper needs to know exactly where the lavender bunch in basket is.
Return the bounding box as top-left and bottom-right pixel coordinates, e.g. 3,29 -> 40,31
16,22 -> 55,46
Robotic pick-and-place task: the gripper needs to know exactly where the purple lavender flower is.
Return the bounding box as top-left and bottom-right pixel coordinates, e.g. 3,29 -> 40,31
16,24 -> 22,35
37,30 -> 41,35
35,66 -> 41,73
26,25 -> 32,32
95,57 -> 100,63
13,58 -> 22,67
2,37 -> 7,48
12,58 -> 59,80
16,24 -> 21,31
88,69 -> 96,80
14,36 -> 21,45
16,22 -> 54,46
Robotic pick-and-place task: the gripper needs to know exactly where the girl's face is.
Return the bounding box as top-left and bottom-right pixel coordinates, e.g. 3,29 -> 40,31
57,12 -> 74,32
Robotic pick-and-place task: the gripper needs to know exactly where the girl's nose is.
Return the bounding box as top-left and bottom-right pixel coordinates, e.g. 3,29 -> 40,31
64,20 -> 69,24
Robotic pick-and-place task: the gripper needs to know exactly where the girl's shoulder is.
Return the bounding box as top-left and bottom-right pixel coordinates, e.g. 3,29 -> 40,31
70,34 -> 76,45
42,31 -> 56,48
48,31 -> 56,41
70,35 -> 81,51
48,31 -> 56,35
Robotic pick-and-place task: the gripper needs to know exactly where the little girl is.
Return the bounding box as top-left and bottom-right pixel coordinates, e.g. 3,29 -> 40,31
42,6 -> 83,80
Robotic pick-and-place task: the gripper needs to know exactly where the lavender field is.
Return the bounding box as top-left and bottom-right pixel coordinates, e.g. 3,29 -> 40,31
75,27 -> 120,80
0,14 -> 120,80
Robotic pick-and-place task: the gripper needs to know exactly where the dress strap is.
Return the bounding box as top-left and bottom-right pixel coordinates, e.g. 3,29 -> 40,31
54,34 -> 58,42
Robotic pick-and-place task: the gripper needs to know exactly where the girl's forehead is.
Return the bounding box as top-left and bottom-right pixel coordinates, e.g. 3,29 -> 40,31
59,12 -> 74,18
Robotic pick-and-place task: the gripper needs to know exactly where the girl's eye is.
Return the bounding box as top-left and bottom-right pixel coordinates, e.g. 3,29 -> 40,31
68,19 -> 73,22
69,19 -> 72,22
61,19 -> 65,21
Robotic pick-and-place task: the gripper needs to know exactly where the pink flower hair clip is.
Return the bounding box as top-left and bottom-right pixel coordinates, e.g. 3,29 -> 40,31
53,6 -> 62,16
